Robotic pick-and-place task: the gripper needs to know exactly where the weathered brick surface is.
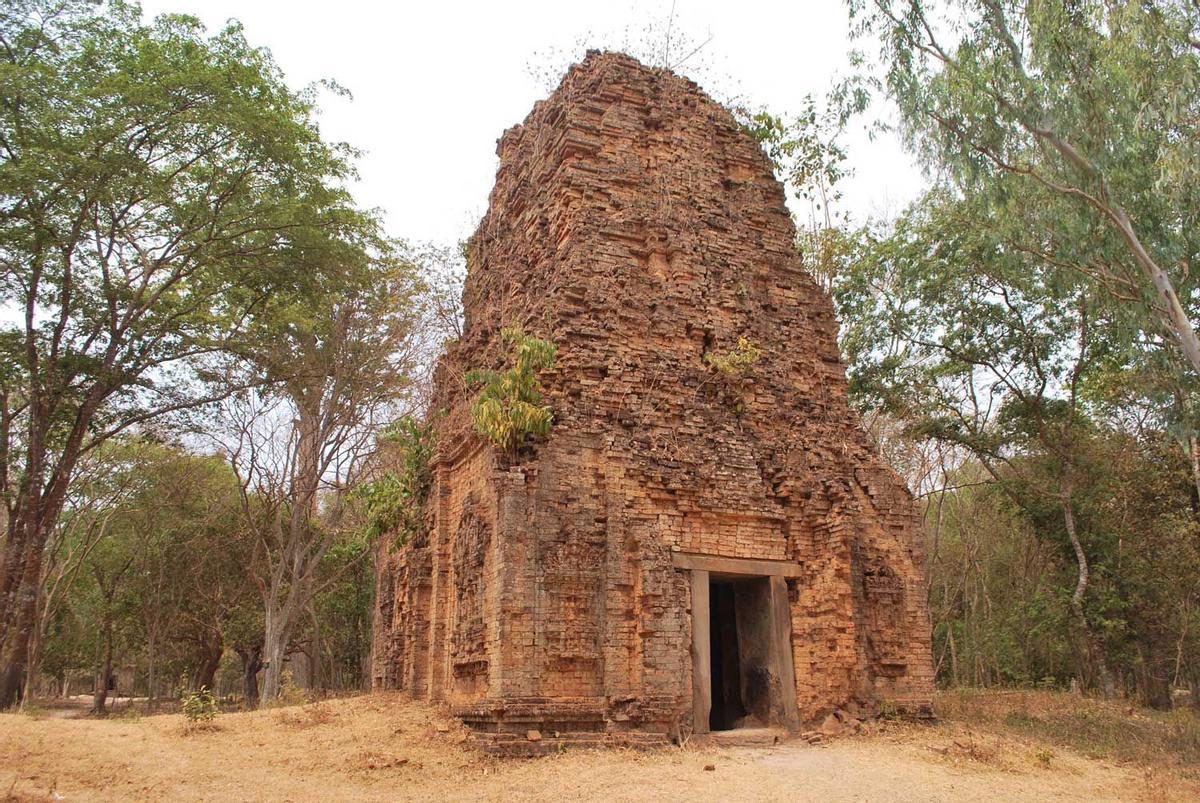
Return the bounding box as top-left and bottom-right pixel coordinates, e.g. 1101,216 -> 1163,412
373,51 -> 934,744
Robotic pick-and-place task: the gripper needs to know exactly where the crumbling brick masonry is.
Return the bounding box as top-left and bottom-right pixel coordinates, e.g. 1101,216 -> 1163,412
373,51 -> 934,753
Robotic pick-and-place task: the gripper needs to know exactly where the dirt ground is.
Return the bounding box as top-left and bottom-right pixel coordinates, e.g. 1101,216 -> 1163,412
2,693 -> 1196,802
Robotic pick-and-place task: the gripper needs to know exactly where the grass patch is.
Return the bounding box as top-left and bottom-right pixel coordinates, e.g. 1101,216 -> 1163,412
936,688 -> 1200,772
18,703 -> 47,720
273,701 -> 337,729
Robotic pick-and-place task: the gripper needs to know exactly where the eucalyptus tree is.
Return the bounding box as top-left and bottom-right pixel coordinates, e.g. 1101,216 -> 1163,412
842,2 -> 1200,668
848,0 -> 1200,375
0,1 -> 360,707
837,190 -> 1117,692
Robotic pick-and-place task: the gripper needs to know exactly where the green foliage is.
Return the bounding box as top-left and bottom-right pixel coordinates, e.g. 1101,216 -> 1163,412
357,416 -> 436,546
848,0 -> 1200,373
313,536 -> 373,689
0,0 -> 360,427
38,440 -> 250,701
736,89 -> 865,292
181,686 -> 219,725
836,1 -> 1200,700
920,434 -> 1200,701
467,327 -> 557,453
739,97 -> 851,211
0,0 -> 382,705
704,337 -> 764,379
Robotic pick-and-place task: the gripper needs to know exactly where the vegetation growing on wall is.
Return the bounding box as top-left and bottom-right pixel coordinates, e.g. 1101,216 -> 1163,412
466,327 -> 558,453
704,337 -> 764,378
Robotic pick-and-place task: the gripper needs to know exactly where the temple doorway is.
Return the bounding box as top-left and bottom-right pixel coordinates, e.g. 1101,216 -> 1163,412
678,554 -> 802,736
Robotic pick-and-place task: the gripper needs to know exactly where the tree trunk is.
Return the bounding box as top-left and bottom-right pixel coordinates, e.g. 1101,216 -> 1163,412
260,402 -> 323,703
237,644 -> 263,710
0,661 -> 23,711
262,604 -> 285,696
0,520 -> 43,709
92,619 -> 114,715
1060,465 -> 1114,698
192,631 -> 223,692
308,603 -> 322,692
261,604 -> 297,702
948,622 -> 959,687
0,424 -> 93,710
21,623 -> 43,709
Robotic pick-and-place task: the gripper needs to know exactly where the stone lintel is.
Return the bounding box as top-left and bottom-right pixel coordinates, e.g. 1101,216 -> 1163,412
671,552 -> 803,578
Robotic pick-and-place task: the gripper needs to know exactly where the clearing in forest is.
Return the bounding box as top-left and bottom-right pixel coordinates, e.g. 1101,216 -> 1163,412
1,691 -> 1196,801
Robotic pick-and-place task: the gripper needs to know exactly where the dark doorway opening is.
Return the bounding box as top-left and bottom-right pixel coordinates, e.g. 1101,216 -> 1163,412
686,560 -> 802,736
709,580 -> 746,731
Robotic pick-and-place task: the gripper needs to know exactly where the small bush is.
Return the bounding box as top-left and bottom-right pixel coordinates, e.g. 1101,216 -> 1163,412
704,337 -> 763,378
467,326 -> 557,453
182,686 -> 219,727
877,699 -> 900,721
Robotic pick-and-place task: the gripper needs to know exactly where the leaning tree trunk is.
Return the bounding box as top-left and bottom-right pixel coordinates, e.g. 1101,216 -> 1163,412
0,404 -> 97,710
0,516 -> 47,709
1060,465 -> 1114,698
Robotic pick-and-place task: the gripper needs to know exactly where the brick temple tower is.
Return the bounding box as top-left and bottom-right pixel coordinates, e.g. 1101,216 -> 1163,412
373,51 -> 933,753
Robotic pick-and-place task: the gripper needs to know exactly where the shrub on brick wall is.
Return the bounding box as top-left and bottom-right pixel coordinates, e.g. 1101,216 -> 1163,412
467,326 -> 557,453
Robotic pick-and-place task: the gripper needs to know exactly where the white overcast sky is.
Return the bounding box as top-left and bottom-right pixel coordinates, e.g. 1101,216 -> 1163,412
138,0 -> 925,245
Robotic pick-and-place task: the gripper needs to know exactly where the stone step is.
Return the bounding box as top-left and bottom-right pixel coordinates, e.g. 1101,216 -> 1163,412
706,727 -> 787,747
469,730 -> 670,757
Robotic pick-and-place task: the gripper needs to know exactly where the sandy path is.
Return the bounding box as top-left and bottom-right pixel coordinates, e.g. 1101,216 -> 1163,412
486,739 -> 1159,803
0,694 -> 1188,802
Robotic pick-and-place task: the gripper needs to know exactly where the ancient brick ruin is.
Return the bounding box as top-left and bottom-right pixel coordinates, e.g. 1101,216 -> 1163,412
373,51 -> 934,753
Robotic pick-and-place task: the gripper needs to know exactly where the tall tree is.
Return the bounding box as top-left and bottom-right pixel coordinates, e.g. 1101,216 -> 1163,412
837,191 -> 1116,691
218,242 -> 422,703
848,0 -> 1200,373
0,1 -> 357,707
